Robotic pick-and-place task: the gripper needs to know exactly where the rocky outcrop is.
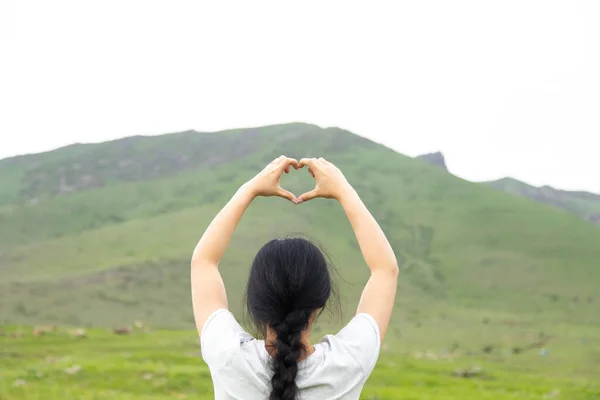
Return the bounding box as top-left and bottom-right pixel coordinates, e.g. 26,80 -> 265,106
417,151 -> 448,171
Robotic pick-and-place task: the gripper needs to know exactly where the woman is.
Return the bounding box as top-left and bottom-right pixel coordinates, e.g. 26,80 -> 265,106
191,156 -> 399,400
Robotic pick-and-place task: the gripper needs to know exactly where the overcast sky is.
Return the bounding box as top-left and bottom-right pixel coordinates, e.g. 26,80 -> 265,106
1,1 -> 598,192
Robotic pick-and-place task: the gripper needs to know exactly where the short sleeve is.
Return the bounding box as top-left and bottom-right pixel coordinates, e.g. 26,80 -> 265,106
200,309 -> 252,370
334,313 -> 381,374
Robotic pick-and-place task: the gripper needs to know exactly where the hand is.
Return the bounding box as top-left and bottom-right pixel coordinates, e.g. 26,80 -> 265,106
246,155 -> 299,202
297,157 -> 352,203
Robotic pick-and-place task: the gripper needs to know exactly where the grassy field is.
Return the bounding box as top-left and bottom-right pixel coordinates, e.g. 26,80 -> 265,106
1,123 -> 599,398
2,323 -> 599,400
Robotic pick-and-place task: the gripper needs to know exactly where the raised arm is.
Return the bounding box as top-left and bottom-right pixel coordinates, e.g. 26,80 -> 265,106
191,156 -> 299,336
298,158 -> 399,341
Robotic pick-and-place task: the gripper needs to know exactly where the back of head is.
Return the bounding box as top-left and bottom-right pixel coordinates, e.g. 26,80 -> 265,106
246,237 -> 333,400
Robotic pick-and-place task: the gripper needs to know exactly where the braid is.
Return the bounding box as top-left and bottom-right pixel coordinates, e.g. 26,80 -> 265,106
269,309 -> 312,400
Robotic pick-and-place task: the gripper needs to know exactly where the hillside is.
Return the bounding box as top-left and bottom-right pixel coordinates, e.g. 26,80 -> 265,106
487,177 -> 600,227
1,123 -> 599,356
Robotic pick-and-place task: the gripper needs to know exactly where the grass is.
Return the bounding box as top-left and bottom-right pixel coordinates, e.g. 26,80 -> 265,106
1,325 -> 599,399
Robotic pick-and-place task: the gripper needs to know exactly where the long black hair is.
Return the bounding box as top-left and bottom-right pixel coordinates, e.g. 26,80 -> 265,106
245,237 -> 337,400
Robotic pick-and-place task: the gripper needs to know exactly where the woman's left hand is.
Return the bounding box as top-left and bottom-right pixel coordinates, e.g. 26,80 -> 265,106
245,155 -> 300,202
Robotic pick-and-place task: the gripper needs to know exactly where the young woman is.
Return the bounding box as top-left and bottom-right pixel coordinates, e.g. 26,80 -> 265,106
191,156 -> 399,400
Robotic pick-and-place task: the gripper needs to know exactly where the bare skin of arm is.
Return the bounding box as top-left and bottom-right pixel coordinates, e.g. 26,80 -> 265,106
191,156 -> 299,336
298,158 -> 399,341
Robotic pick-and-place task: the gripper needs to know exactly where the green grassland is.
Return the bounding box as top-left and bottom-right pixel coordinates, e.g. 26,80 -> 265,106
1,123 -> 600,398
1,325 -> 599,399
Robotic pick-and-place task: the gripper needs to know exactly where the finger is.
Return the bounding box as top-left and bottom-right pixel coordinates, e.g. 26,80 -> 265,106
308,167 -> 315,178
277,187 -> 297,202
279,157 -> 299,171
297,189 -> 319,203
269,156 -> 284,165
318,157 -> 331,165
299,157 -> 318,169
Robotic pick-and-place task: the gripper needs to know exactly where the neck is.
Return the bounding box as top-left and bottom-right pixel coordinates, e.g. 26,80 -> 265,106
265,328 -> 315,360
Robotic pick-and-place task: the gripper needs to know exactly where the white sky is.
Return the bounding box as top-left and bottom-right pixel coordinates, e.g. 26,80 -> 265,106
1,1 -> 599,192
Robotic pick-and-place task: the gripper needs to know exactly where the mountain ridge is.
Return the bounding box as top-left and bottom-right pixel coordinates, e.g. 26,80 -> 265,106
485,177 -> 600,226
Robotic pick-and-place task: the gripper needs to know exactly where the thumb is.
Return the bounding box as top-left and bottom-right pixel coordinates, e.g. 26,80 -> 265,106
277,187 -> 297,202
297,189 -> 320,204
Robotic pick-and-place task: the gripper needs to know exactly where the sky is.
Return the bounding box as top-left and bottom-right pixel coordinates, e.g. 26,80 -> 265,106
1,1 -> 599,193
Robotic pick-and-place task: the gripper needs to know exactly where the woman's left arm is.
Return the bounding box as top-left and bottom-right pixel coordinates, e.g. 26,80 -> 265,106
191,156 -> 299,336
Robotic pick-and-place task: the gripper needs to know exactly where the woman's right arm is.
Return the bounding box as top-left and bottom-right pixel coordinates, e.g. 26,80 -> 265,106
297,158 -> 399,341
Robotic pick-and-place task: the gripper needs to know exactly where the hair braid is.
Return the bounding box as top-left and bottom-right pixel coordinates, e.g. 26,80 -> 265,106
269,309 -> 312,400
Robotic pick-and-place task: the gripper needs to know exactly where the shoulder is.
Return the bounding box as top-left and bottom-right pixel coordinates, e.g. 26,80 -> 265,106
200,309 -> 254,371
322,313 -> 381,375
337,313 -> 380,339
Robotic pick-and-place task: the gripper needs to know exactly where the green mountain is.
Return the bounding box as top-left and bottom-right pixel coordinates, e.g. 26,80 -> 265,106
1,123 -> 599,350
486,177 -> 600,227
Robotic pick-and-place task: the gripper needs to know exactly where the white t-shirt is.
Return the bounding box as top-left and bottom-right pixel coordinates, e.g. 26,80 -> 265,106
201,309 -> 381,400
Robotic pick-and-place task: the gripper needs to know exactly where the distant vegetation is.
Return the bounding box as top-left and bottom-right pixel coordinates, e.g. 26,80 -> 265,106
1,123 -> 599,398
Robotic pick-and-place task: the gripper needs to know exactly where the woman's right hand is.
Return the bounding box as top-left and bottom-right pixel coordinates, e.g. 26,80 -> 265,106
297,158 -> 353,203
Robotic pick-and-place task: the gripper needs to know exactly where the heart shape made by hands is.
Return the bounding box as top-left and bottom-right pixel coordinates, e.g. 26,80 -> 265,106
278,161 -> 306,204
277,157 -> 320,205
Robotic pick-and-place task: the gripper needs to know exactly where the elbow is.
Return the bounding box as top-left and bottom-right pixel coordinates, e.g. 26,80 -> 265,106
386,255 -> 400,277
190,253 -> 200,268
190,248 -> 214,269
190,256 -> 217,270
389,262 -> 400,278
387,253 -> 400,277
371,262 -> 399,278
